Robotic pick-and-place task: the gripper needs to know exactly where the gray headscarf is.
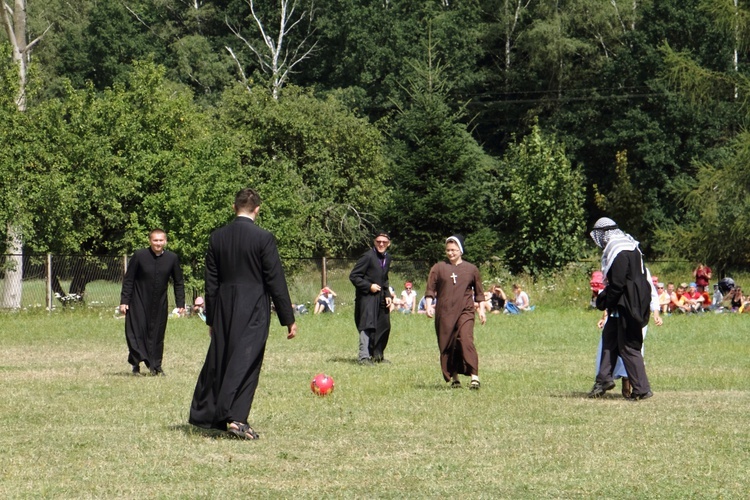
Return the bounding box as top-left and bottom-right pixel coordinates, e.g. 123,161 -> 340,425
590,217 -> 640,275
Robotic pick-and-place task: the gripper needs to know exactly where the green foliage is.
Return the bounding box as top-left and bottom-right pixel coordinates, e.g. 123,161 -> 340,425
593,150 -> 650,242
216,85 -> 390,258
383,36 -> 499,263
500,123 -> 586,275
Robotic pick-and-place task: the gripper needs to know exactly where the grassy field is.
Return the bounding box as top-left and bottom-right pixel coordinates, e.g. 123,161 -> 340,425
1,306 -> 749,498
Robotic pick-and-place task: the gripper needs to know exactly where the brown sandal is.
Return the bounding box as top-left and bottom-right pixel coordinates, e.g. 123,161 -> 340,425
227,421 -> 260,440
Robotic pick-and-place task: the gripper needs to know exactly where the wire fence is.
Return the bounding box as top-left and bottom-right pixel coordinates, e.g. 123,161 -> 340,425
0,254 -> 432,313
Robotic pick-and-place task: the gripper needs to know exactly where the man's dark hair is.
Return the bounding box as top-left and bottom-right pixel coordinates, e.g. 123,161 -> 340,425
235,188 -> 262,212
149,228 -> 166,238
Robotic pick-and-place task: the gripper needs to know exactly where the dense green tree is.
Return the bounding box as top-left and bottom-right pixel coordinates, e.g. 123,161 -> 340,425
215,85 -> 390,258
383,37 -> 499,263
500,123 -> 586,275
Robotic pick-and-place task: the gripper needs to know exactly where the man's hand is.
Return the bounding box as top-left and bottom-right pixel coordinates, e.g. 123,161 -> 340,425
119,304 -> 129,315
478,308 -> 487,325
287,323 -> 297,339
653,311 -> 663,326
369,283 -> 382,293
426,305 -> 435,318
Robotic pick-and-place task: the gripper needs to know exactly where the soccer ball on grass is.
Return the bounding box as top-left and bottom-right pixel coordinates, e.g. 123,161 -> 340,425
310,373 -> 335,396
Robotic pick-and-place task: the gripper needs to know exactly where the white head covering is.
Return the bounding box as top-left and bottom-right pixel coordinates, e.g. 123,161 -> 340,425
446,235 -> 464,254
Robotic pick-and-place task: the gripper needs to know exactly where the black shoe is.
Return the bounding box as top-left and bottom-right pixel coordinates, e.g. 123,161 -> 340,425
587,381 -> 616,398
131,365 -> 141,376
357,358 -> 374,366
451,380 -> 462,389
374,358 -> 391,364
150,368 -> 166,376
628,390 -> 653,401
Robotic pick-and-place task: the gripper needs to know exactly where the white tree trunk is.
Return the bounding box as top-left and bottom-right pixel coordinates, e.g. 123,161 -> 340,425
1,226 -> 23,309
1,0 -> 48,308
226,0 -> 317,99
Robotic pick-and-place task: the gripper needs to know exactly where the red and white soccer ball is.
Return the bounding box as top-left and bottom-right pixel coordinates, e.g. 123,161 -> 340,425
310,373 -> 335,396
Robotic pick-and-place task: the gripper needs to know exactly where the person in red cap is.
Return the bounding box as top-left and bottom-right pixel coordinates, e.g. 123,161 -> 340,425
399,282 -> 417,314
314,286 -> 337,314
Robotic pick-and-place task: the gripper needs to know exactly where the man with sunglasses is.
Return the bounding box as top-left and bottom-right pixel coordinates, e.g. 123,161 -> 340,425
349,231 -> 393,365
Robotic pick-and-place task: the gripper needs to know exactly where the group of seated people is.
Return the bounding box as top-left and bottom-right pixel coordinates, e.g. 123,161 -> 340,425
308,280 -> 537,317
655,276 -> 748,314
657,281 -> 711,314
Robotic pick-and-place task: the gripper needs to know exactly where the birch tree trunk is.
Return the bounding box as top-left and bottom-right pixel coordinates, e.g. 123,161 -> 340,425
1,0 -> 48,309
226,0 -> 317,99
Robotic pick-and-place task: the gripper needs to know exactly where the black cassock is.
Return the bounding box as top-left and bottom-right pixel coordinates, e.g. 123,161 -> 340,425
349,248 -> 392,359
189,217 -> 295,430
120,248 -> 185,371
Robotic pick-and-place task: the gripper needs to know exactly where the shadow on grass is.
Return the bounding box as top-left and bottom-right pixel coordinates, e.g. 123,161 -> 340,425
326,356 -> 361,365
170,423 -> 236,440
553,391 -> 627,400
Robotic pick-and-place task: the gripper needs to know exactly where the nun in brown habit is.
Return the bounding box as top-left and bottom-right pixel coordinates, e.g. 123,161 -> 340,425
425,235 -> 487,389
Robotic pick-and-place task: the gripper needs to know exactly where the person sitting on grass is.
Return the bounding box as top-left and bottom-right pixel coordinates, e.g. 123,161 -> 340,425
683,283 -> 705,313
314,287 -> 337,314
670,283 -> 690,314
399,282 -> 418,314
512,284 -> 532,311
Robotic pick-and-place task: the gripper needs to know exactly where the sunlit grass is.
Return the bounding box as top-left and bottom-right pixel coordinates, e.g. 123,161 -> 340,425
1,307 -> 749,497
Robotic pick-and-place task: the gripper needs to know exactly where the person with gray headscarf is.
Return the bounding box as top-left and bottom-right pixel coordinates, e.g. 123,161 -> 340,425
588,217 -> 653,400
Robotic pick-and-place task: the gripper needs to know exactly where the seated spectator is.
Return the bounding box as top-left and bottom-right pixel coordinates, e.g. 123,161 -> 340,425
488,285 -> 507,314
656,283 -> 670,314
512,284 -> 532,311
293,303 -> 309,315
417,295 -> 428,314
670,283 -> 690,314
192,296 -> 205,318
710,284 -> 724,311
399,282 -> 418,314
729,286 -> 744,312
388,286 -> 402,312
683,282 -> 705,312
314,287 -> 337,314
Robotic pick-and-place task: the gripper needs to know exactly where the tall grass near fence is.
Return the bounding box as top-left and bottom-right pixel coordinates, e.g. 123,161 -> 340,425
1,307 -> 749,497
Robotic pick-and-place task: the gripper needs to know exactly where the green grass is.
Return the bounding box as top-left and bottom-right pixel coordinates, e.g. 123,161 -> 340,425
1,307 -> 749,497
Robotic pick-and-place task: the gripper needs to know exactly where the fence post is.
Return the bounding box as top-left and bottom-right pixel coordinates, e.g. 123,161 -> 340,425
47,253 -> 53,313
321,257 -> 327,288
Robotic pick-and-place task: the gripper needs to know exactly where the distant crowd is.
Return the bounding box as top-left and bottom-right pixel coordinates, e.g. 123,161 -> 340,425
591,263 -> 749,315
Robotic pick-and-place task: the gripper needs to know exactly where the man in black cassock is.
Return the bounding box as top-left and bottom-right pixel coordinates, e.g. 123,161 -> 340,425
189,188 -> 297,440
120,229 -> 185,376
349,231 -> 392,365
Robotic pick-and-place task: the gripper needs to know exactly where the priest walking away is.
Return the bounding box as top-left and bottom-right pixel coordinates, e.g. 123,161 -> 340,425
189,188 -> 297,440
425,235 -> 486,390
120,229 -> 185,376
587,217 -> 653,401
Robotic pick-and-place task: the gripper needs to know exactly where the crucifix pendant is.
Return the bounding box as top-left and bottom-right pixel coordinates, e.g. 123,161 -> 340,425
450,273 -> 457,284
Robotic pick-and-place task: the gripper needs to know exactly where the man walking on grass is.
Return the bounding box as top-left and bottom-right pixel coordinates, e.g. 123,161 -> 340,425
120,229 -> 185,376
349,231 -> 393,365
588,217 -> 653,401
189,188 -> 297,440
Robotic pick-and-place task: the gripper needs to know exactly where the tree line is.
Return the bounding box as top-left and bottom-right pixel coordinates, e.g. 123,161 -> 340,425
2,0 -> 749,303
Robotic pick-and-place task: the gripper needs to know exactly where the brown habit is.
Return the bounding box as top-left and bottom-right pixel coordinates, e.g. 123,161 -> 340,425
425,260 -> 484,381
